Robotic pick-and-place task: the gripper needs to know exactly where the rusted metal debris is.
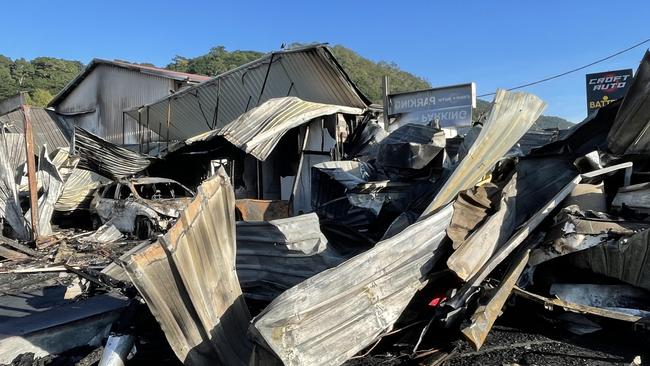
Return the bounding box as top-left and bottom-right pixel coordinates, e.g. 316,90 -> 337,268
235,198 -> 289,221
74,126 -> 155,180
122,169 -> 252,365
461,250 -> 530,350
4,47 -> 650,366
252,203 -> 453,366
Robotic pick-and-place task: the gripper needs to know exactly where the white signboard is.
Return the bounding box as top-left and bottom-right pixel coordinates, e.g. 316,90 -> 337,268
388,83 -> 476,127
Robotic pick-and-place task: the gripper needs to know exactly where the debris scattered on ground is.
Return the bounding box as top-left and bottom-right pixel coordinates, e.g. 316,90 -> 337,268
1,45 -> 650,365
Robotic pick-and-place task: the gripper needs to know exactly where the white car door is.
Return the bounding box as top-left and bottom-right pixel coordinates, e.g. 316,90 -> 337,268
95,183 -> 117,223
111,183 -> 139,233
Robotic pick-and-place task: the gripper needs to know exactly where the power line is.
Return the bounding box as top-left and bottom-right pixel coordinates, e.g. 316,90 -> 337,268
477,37 -> 650,98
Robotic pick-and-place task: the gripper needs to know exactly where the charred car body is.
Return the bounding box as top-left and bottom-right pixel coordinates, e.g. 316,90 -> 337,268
90,177 -> 195,239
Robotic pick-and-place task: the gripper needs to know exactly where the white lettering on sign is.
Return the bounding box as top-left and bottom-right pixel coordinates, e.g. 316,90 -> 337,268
589,75 -> 631,84
418,110 -> 469,123
588,74 -> 631,92
388,83 -> 475,126
393,96 -> 436,111
592,82 -> 627,91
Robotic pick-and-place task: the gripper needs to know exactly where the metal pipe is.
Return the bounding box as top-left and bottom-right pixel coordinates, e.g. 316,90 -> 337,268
382,76 -> 390,130
166,99 -> 171,152
98,334 -> 135,366
137,109 -> 142,154
121,112 -> 125,145
256,159 -> 262,199
213,78 -> 221,129
146,106 -> 150,153
256,53 -> 275,106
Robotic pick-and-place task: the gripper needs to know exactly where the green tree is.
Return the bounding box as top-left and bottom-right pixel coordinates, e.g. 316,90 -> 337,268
29,57 -> 83,92
0,54 -> 82,103
27,88 -> 54,107
0,47 -> 573,128
166,43 -> 432,103
0,56 -> 18,99
167,55 -> 190,72
317,44 -> 431,103
10,58 -> 32,87
166,46 -> 263,76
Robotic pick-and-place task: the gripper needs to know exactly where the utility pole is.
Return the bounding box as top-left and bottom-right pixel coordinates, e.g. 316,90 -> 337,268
20,93 -> 39,240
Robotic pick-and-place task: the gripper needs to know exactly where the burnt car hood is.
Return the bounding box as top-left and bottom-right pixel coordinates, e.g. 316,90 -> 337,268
144,198 -> 193,218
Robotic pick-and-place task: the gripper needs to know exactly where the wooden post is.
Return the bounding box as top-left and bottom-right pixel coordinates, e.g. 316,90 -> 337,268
382,76 -> 390,130
20,95 -> 39,240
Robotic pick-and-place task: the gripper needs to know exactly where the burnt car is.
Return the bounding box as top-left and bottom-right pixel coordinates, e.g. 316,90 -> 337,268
90,177 -> 195,239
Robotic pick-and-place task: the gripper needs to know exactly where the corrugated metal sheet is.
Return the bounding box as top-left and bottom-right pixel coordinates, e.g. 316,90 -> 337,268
74,127 -> 154,179
0,108 -> 71,150
0,94 -> 22,116
213,97 -> 361,161
422,90 -> 546,215
0,132 -> 29,240
236,213 -> 347,301
447,173 -> 518,281
251,203 -> 453,366
49,58 -> 209,108
25,147 -> 64,236
97,65 -> 178,144
511,129 -> 560,156
123,169 -> 252,365
608,50 -> 650,155
569,228 -> 650,292
125,45 -> 370,141
55,168 -> 109,212
3,133 -> 25,175
312,161 -> 371,189
52,63 -> 190,144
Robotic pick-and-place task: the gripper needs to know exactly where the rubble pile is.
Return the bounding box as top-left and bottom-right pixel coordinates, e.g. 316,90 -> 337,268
1,47 -> 650,365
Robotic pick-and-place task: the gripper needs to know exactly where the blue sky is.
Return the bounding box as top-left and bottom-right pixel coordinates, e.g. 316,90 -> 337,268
2,0 -> 648,122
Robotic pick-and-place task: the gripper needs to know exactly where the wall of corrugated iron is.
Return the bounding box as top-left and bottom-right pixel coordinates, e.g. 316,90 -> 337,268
56,64 -> 174,144
125,46 -> 370,141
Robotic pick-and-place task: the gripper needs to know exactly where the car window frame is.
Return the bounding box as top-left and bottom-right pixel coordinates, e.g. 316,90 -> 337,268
117,183 -> 135,200
102,183 -> 118,199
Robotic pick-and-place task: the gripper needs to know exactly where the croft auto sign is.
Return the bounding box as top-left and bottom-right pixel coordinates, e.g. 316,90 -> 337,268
585,69 -> 633,114
387,83 -> 476,127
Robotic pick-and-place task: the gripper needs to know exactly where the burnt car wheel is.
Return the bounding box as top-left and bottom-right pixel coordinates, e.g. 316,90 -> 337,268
135,216 -> 154,240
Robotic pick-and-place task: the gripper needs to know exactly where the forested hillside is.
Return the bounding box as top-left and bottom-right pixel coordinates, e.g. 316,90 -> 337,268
0,56 -> 82,105
166,44 -> 431,103
474,99 -> 575,129
0,45 -> 574,129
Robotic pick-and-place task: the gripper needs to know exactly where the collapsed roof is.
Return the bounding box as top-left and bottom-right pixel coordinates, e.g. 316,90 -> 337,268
0,107 -> 72,151
181,96 -> 363,161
